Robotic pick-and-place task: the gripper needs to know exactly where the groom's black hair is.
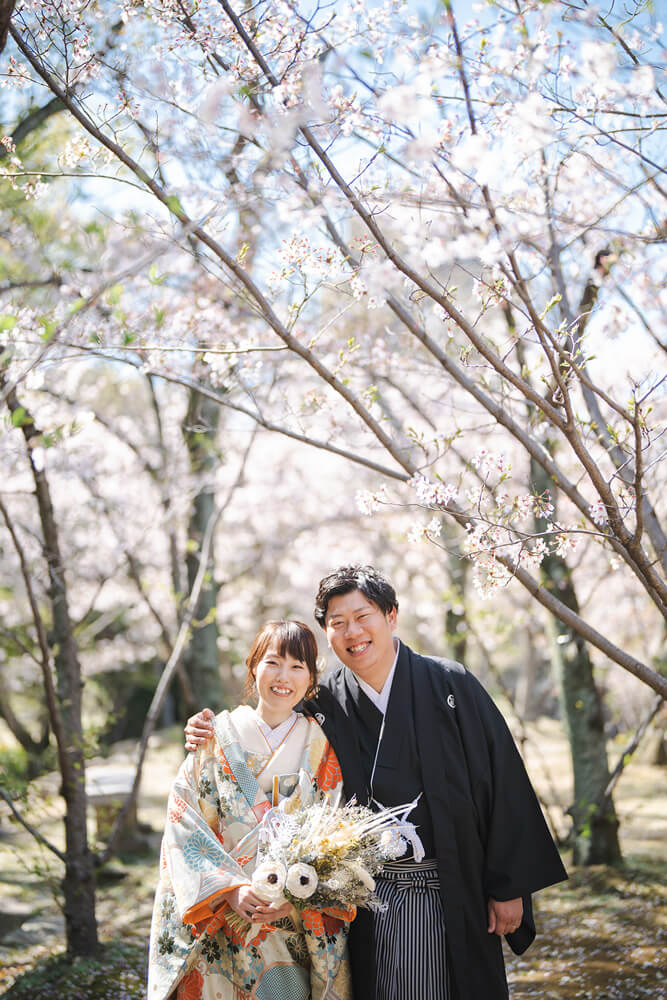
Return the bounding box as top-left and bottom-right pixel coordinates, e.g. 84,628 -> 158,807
313,565 -> 398,627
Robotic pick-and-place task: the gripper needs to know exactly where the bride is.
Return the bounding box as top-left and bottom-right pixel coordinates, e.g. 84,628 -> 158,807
147,620 -> 353,1000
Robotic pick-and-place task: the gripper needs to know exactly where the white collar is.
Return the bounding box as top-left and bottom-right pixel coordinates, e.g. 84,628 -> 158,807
253,710 -> 298,751
355,638 -> 400,716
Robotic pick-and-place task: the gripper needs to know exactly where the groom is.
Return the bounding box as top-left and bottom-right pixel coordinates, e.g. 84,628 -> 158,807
186,564 -> 567,999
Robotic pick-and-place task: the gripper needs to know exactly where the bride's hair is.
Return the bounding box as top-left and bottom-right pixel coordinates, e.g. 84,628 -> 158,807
244,620 -> 319,700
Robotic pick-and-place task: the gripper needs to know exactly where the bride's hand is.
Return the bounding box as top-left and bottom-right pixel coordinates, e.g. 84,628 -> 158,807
221,886 -> 293,924
257,900 -> 294,924
184,708 -> 215,751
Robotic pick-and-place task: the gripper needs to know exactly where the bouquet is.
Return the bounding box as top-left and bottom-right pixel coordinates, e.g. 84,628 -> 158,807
250,796 -> 424,917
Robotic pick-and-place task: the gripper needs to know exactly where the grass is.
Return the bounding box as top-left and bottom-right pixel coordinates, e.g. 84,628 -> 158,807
1,941 -> 147,1000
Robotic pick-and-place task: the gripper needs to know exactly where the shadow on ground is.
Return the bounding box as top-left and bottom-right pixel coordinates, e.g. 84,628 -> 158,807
1,725 -> 665,998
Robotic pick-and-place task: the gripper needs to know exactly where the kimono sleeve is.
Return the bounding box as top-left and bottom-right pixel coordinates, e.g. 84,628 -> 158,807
161,747 -> 251,925
458,672 -> 567,902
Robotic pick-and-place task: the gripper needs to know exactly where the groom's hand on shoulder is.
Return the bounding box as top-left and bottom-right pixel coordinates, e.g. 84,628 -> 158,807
184,707 -> 215,751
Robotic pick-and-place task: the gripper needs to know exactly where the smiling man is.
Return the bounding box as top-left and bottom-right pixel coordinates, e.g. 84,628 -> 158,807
308,565 -> 566,1000
186,565 -> 567,999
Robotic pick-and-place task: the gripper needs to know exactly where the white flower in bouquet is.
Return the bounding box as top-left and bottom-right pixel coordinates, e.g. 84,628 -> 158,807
342,860 -> 376,892
252,859 -> 287,904
248,796 -> 423,917
285,863 -> 319,899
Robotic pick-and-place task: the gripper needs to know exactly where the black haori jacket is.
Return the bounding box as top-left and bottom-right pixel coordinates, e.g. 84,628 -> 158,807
302,643 -> 567,1000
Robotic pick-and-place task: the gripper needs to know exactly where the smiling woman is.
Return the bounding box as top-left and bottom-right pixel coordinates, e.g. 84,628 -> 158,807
147,620 -> 352,1000
245,620 -> 320,728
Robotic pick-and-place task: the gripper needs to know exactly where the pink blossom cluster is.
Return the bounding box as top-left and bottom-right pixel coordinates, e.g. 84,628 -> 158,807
469,551 -> 513,600
588,500 -> 608,526
471,448 -> 511,478
407,516 -> 442,544
355,487 -> 388,516
553,533 -> 580,559
409,474 -> 457,507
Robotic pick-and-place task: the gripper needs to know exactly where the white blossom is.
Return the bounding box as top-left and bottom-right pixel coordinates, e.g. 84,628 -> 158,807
589,500 -> 608,526
285,863 -> 318,900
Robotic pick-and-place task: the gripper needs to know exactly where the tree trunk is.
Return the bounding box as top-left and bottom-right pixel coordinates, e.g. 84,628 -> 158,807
182,389 -> 221,711
514,625 -> 540,722
445,540 -> 468,664
5,385 -> 98,954
32,447 -> 99,953
532,459 -> 621,865
0,0 -> 16,53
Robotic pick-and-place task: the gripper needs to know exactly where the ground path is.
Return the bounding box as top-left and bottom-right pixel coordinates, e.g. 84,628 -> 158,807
0,718 -> 665,998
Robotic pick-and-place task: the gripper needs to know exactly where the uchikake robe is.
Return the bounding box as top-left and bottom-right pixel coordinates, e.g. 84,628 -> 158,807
147,708 -> 353,1000
302,642 -> 568,1000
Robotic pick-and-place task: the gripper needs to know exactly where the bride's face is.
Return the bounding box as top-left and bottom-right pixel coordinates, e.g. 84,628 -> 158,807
254,645 -> 311,717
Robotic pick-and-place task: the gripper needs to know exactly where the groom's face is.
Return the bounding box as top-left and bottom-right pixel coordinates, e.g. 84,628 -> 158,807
324,589 -> 397,680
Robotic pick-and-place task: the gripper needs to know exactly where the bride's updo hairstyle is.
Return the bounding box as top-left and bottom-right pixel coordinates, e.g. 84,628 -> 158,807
244,620 -> 319,700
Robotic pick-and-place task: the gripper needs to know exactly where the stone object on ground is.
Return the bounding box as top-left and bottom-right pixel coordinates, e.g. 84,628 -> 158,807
85,766 -> 142,851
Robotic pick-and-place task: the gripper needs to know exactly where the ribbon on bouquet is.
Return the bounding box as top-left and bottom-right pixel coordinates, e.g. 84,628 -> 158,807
369,793 -> 426,863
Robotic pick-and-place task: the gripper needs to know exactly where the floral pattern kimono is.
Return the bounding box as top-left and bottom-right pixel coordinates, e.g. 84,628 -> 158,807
147,706 -> 353,1000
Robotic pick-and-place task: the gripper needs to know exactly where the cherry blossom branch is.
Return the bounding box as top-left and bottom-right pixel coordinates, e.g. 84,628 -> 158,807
215,0 -> 567,434
444,3 -> 665,583
277,105 -> 629,568
10,22 -> 415,481
590,6 -> 666,104
505,560 -> 666,697
278,141 -> 667,610
284,135 -> 659,598
631,398 -> 645,550
420,512 -> 665,695
217,0 -> 665,601
31,333 -> 413,482
190,1 -> 666,599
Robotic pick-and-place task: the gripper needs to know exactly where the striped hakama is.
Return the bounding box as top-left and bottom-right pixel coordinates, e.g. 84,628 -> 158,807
374,859 -> 450,1000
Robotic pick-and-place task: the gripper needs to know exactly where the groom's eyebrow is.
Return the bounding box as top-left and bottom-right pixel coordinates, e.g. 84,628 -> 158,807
328,604 -> 369,621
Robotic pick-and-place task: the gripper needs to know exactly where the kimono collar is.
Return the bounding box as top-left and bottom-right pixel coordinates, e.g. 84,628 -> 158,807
353,638 -> 401,716
254,710 -> 298,751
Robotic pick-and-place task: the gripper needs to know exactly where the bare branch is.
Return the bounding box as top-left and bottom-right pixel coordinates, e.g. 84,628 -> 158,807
0,788 -> 65,862
0,494 -> 67,766
96,480 -> 226,865
598,695 -> 665,812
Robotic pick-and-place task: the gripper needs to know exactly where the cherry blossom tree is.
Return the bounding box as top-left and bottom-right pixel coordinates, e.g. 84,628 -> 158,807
3,0 -> 663,685
1,0 -> 666,944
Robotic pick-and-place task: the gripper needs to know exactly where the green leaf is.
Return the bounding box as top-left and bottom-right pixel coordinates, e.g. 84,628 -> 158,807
539,293 -> 561,320
148,263 -> 166,285
0,314 -> 17,333
39,317 -> 57,342
69,297 -> 87,315
84,220 -> 105,237
11,407 -> 32,428
165,194 -> 185,217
